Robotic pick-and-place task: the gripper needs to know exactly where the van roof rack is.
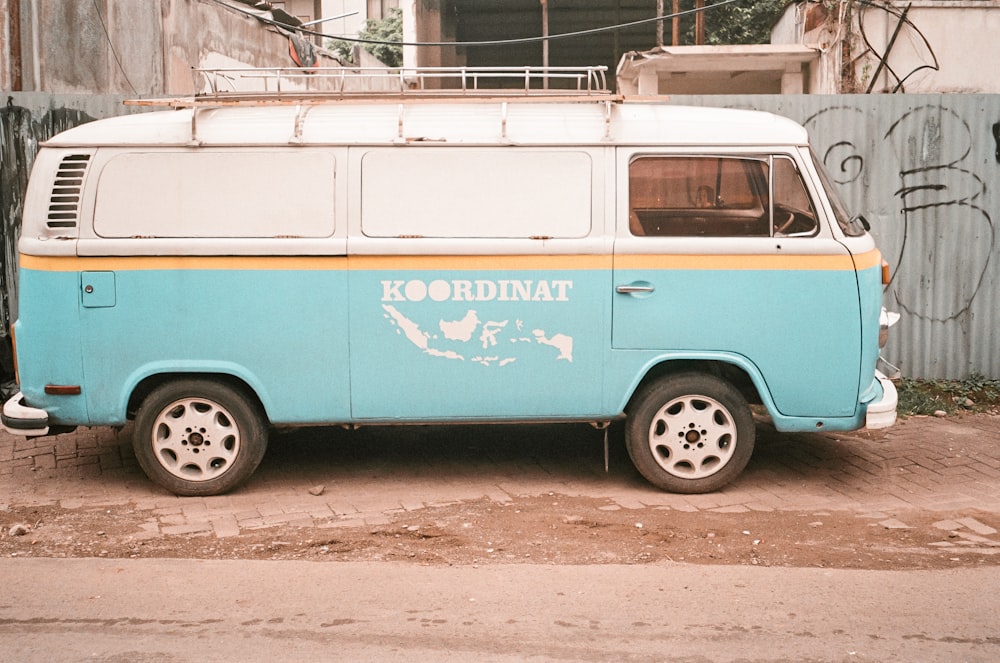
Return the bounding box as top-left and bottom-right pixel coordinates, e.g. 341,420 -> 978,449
127,66 -> 613,107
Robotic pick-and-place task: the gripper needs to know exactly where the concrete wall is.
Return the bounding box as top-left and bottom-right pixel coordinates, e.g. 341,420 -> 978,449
2,0 -> 352,97
773,1 -> 1000,94
403,0 -> 463,77
856,1 -> 1000,93
11,1 -> 165,95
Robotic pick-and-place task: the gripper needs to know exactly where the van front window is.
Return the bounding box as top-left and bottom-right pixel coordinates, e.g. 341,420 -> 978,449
628,156 -> 769,237
628,155 -> 818,237
810,148 -> 867,237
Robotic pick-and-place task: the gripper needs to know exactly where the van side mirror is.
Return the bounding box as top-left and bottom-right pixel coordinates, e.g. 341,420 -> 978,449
854,215 -> 871,231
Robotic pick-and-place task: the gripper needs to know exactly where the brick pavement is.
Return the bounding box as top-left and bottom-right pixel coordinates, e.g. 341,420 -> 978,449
1,414 -> 999,540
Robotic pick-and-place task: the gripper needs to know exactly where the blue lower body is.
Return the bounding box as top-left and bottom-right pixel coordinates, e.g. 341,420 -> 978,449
11,262 -> 878,433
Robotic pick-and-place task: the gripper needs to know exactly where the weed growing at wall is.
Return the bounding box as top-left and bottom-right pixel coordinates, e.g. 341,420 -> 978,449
896,375 -> 1000,416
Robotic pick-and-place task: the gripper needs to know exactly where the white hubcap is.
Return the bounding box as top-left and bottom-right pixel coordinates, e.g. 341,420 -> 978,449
151,398 -> 241,481
647,395 -> 737,479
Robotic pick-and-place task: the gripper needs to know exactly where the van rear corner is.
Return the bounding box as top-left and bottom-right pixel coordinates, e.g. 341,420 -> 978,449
862,371 -> 898,430
1,390 -> 55,437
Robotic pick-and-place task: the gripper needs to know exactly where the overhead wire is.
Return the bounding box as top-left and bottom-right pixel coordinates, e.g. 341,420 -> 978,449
856,0 -> 938,93
209,0 -> 751,48
92,0 -> 138,95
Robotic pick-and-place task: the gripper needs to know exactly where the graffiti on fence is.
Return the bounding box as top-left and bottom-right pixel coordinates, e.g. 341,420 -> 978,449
805,104 -> 996,323
805,106 -> 867,186
884,106 -> 994,322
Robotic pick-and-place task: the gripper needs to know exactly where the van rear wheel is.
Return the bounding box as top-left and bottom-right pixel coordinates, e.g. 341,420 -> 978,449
626,373 -> 754,494
133,379 -> 268,496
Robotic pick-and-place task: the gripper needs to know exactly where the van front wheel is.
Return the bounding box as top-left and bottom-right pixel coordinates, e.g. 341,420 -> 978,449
133,380 -> 268,496
626,373 -> 754,494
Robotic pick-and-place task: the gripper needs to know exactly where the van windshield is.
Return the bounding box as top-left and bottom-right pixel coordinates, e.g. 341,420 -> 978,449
810,149 -> 867,237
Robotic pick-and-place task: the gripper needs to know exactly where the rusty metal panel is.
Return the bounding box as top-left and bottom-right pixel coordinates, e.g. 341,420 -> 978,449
671,95 -> 999,380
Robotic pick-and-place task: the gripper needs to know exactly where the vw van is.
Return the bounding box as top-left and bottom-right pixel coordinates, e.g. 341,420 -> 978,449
2,68 -> 897,496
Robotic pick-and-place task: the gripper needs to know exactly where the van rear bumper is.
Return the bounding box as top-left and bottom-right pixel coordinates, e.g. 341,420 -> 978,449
865,372 -> 898,430
2,392 -> 52,436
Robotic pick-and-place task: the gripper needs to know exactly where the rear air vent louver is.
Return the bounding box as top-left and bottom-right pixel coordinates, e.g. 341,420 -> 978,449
47,154 -> 91,229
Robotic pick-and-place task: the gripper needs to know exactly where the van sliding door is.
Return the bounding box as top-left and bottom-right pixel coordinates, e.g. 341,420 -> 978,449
347,147 -> 610,421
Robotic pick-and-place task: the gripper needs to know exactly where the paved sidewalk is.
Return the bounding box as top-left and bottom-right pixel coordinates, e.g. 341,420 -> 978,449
1,414 -> 999,539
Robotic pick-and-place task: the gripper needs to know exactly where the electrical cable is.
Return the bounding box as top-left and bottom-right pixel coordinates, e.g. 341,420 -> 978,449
92,0 -> 138,95
210,0 -> 750,48
856,0 -> 938,93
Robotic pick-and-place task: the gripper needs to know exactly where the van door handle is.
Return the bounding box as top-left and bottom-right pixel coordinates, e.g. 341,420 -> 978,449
616,284 -> 655,294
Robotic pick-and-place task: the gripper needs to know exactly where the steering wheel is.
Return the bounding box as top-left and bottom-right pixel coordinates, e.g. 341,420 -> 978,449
775,211 -> 797,235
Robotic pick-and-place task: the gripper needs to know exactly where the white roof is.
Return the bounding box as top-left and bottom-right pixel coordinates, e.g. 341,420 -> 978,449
44,100 -> 810,148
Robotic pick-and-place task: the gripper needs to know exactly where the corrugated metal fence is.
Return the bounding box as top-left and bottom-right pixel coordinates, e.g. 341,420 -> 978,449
0,93 -> 997,380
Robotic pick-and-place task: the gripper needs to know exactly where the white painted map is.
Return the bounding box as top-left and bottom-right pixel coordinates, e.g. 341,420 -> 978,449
382,305 -> 573,365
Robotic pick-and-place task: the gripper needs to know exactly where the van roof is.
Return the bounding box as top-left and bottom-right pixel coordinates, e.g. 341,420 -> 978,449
44,100 -> 810,148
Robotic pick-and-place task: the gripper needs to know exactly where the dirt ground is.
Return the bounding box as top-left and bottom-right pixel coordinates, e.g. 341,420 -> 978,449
3,495 -> 998,571
5,402 -> 1000,571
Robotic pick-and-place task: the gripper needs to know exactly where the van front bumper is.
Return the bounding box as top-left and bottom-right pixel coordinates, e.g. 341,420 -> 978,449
2,391 -> 51,436
865,372 -> 898,430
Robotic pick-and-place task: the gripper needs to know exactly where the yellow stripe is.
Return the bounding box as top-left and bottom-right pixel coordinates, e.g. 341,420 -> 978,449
615,253 -> 860,271
21,254 -> 610,272
20,254 -> 348,272
21,250 -> 881,273
349,255 -> 612,270
851,248 -> 883,270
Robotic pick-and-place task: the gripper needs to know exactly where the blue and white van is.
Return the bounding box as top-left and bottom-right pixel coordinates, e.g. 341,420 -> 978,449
2,70 -> 897,496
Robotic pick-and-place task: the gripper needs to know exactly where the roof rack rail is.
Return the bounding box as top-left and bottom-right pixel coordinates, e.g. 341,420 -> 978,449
189,65 -> 610,101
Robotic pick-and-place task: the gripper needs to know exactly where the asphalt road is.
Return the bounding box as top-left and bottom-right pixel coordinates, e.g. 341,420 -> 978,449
1,557 -> 997,662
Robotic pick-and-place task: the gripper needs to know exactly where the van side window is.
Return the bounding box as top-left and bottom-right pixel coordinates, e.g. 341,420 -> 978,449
628,156 -> 818,237
361,150 -> 592,239
629,156 -> 769,237
94,151 -> 337,239
772,156 -> 819,236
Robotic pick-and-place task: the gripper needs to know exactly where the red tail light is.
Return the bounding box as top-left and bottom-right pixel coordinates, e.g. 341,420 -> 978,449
45,385 -> 82,396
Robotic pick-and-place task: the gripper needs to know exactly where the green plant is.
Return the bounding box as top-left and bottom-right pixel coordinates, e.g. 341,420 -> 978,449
327,38 -> 356,64
895,375 -> 1000,416
701,0 -> 789,45
327,8 -> 403,68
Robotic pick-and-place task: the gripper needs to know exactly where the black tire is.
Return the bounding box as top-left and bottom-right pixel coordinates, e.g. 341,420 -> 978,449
132,379 -> 268,496
625,372 -> 754,494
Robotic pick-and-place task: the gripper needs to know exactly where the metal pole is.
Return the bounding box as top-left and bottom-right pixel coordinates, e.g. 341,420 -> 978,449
695,0 -> 705,45
541,0 -> 549,89
5,0 -> 22,90
656,0 -> 664,48
672,0 -> 680,45
299,11 -> 359,28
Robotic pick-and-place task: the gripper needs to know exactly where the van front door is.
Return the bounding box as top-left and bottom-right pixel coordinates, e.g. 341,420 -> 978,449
612,150 -> 862,418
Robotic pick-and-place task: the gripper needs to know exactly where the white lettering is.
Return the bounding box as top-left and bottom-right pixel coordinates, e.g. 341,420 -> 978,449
428,279 -> 451,302
552,280 -> 572,302
381,280 -> 405,301
404,280 -> 427,302
475,280 -> 497,301
511,281 -> 532,301
497,280 -> 513,302
533,280 -> 553,302
453,280 -> 473,301
381,278 -> 574,302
